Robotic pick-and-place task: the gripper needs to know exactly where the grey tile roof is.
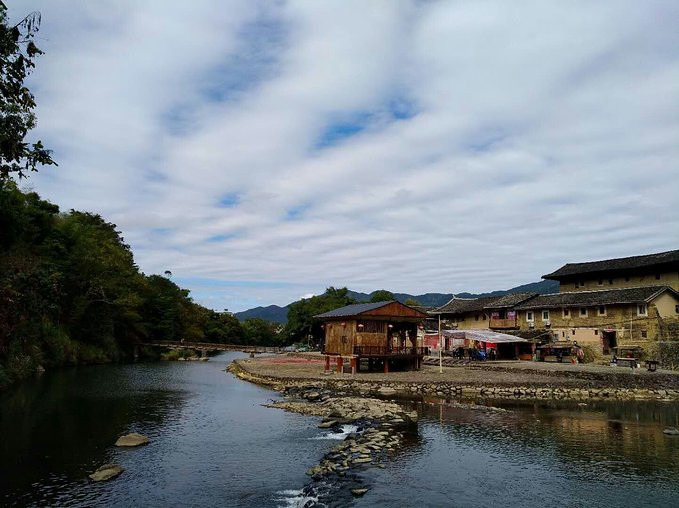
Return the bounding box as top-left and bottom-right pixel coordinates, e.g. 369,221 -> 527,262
432,293 -> 536,314
483,292 -> 537,309
432,296 -> 498,315
543,249 -> 679,279
514,286 -> 677,310
314,301 -> 395,319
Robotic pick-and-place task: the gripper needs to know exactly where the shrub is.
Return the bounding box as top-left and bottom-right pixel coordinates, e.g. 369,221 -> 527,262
581,344 -> 604,364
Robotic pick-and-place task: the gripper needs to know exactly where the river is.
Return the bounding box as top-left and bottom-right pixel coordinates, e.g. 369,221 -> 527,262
2,352 -> 679,507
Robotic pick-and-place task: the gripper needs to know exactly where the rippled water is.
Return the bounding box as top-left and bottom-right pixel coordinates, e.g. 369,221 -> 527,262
2,355 -> 679,507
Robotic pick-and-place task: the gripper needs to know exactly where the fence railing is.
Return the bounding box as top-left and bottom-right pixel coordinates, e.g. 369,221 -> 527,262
353,346 -> 427,356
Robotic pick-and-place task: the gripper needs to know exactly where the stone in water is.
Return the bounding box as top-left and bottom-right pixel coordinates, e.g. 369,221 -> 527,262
89,464 -> 123,482
115,432 -> 150,447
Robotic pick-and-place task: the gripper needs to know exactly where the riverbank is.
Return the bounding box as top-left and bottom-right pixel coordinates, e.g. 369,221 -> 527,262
229,354 -> 679,401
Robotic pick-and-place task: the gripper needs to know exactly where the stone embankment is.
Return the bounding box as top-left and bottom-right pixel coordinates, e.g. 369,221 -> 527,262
228,359 -> 679,402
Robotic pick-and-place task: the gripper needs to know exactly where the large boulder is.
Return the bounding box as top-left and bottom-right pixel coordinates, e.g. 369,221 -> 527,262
115,432 -> 150,447
89,464 -> 123,482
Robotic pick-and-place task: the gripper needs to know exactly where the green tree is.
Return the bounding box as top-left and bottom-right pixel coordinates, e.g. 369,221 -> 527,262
370,289 -> 394,302
242,318 -> 279,346
283,287 -> 356,344
0,4 -> 55,180
404,298 -> 420,306
204,310 -> 244,344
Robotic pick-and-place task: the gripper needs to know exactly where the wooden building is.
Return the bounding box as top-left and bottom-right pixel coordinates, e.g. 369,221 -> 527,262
315,301 -> 428,373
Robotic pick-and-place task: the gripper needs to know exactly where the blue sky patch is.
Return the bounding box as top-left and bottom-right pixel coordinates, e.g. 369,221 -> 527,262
207,233 -> 237,243
285,203 -> 311,221
218,192 -> 241,208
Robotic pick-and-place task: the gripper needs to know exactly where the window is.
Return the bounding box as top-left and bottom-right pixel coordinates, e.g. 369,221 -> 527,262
598,279 -> 603,286
637,304 -> 647,316
542,310 -> 550,321
526,311 -> 534,322
594,329 -> 598,335
608,279 -> 613,285
598,306 -> 606,316
641,330 -> 648,339
579,281 -> 585,287
563,308 -> 570,318
580,307 -> 588,317
562,331 -> 565,337
572,329 -> 576,335
357,321 -> 385,333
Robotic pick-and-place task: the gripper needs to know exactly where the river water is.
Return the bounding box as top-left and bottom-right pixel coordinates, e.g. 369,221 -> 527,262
2,352 -> 679,507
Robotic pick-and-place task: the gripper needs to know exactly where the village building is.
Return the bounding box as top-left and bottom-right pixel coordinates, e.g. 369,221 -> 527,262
514,286 -> 679,353
543,249 -> 679,293
315,301 -> 428,373
432,293 -> 536,332
425,293 -> 538,359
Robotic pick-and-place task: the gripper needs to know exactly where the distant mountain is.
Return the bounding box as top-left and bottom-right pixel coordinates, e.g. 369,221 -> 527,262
234,280 -> 559,323
233,304 -> 288,323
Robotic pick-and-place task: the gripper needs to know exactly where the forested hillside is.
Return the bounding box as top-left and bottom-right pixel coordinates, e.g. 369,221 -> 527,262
0,181 -> 281,387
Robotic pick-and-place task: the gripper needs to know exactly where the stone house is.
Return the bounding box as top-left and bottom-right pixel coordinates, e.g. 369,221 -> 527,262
514,286 -> 679,353
432,293 -> 536,331
543,249 -> 679,293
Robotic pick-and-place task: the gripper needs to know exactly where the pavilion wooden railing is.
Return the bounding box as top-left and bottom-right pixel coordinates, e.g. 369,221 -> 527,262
353,346 -> 428,356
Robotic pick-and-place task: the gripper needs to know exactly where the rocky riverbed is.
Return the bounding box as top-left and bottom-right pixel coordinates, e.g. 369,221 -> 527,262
263,385 -> 419,504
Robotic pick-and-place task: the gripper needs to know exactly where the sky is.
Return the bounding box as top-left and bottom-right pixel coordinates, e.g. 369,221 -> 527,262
11,0 -> 679,312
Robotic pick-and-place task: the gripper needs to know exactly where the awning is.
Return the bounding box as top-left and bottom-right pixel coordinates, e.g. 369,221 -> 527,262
442,329 -> 528,344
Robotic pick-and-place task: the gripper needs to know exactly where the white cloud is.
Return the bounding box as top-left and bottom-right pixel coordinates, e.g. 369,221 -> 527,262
13,0 -> 679,311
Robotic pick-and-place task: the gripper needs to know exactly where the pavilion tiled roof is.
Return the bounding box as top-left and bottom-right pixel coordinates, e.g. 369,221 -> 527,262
543,249 -> 679,280
514,286 -> 677,310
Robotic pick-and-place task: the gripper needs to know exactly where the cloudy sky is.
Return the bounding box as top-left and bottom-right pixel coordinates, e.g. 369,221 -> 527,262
12,0 -> 679,311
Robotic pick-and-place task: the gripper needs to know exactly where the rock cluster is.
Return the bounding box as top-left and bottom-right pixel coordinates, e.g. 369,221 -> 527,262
264,384 -> 416,498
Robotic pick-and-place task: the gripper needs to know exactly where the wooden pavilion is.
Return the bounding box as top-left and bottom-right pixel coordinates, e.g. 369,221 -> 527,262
315,301 -> 428,374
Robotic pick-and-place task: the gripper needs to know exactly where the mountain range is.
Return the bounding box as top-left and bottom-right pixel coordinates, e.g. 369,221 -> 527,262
233,279 -> 559,323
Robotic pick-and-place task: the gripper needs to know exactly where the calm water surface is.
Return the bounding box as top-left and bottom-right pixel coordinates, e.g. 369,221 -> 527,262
2,353 -> 679,507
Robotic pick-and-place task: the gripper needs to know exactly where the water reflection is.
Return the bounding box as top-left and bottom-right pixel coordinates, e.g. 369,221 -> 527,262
358,397 -> 679,507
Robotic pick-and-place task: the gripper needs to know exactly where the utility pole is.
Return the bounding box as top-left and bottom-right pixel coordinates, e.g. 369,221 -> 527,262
438,313 -> 443,374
